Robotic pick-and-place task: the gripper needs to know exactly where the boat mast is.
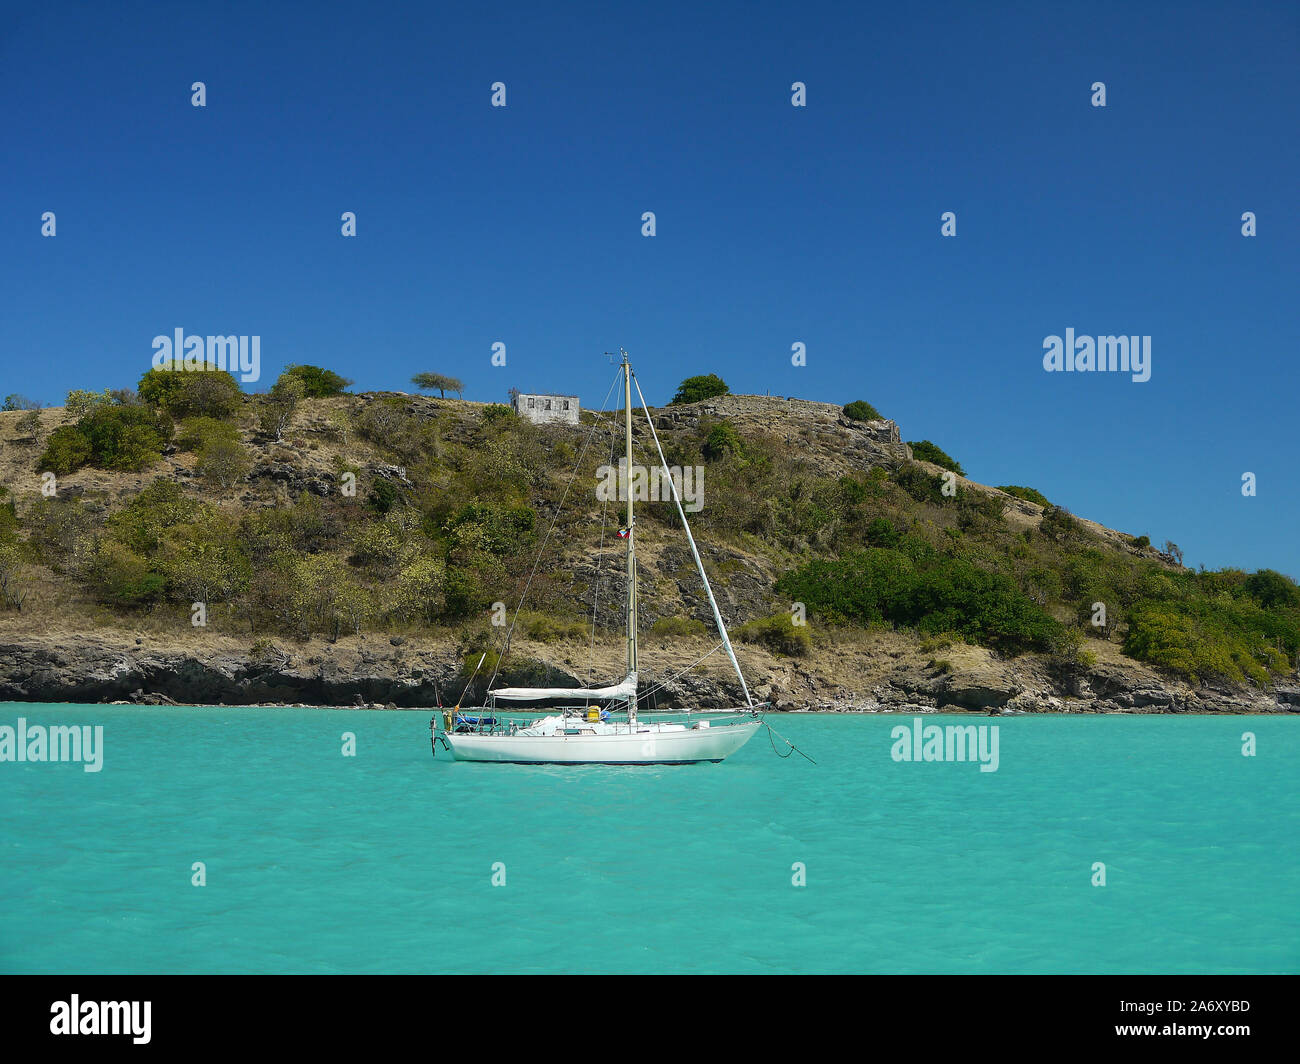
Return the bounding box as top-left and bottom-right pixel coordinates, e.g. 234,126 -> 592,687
630,370 -> 755,709
622,349 -> 638,722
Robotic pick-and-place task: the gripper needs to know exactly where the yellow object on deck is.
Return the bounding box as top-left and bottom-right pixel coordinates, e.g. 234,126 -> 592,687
586,707 -> 600,722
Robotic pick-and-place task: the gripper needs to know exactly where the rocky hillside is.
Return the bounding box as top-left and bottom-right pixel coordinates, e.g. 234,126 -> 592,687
1,382 -> 1297,713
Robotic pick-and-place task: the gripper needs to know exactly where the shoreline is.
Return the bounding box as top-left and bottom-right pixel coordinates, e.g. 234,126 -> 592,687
2,630 -> 1296,717
0,698 -> 1294,716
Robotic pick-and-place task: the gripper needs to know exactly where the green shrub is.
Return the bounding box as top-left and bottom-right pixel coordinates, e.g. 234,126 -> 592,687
83,485 -> 253,609
444,501 -> 536,556
1116,565 -> 1298,686
65,389 -> 113,418
87,542 -> 166,606
776,544 -> 1060,654
283,364 -> 352,397
519,611 -> 589,642
837,475 -> 869,506
0,541 -> 28,610
1024,565 -> 1063,605
1243,569 -> 1300,610
443,565 -> 497,619
670,374 -> 729,405
392,555 -> 446,622
355,397 -> 441,463
249,638 -> 284,664
703,421 -> 744,460
257,374 -> 305,441
842,400 -> 882,422
907,440 -> 965,475
106,480 -> 200,555
40,406 -> 172,474
1129,534 -> 1152,549
78,405 -> 173,471
998,485 -> 1051,507
865,516 -> 900,548
19,497 -> 96,571
0,489 -> 17,541
232,497 -> 345,570
367,479 -> 401,515
347,521 -> 409,572
176,416 -> 240,452
1123,604 -> 1276,686
651,616 -> 707,638
735,612 -> 812,656
13,410 -> 41,441
893,464 -> 945,505
139,366 -> 243,419
195,437 -> 251,489
156,508 -> 252,604
1048,627 -> 1098,670
955,491 -> 1007,531
38,426 -> 93,475
481,403 -> 516,424
1039,505 -> 1082,541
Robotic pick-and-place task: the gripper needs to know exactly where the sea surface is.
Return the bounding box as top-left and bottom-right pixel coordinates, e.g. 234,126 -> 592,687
1,704 -> 1296,974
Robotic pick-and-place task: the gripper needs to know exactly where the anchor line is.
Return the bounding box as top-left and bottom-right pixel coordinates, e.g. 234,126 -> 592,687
761,717 -> 817,764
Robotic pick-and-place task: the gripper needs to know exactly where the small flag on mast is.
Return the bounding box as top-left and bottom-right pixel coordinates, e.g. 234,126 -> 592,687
617,527 -> 631,539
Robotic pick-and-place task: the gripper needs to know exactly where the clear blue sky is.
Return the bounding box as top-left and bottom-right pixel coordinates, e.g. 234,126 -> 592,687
1,1 -> 1296,574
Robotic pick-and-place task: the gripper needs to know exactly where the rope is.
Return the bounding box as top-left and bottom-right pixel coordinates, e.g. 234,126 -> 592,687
766,724 -> 795,758
761,716 -> 817,764
634,642 -> 725,704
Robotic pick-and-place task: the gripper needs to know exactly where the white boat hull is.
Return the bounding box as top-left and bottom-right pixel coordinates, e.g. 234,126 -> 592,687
442,720 -> 761,764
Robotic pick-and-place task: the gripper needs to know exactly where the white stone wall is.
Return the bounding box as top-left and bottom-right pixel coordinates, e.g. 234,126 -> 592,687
512,393 -> 580,425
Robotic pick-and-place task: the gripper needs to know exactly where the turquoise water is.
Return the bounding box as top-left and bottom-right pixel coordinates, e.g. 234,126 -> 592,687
1,703 -> 1296,974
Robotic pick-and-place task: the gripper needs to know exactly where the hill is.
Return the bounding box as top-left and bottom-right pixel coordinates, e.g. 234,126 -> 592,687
1,380 -> 1297,713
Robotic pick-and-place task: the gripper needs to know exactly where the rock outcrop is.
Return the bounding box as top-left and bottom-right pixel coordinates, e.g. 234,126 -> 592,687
656,395 -> 912,473
0,631 -> 1293,714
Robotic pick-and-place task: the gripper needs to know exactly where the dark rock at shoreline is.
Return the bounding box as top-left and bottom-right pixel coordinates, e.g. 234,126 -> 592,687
0,633 -> 1295,714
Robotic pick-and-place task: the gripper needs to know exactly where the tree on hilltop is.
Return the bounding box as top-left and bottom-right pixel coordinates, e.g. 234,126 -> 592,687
412,373 -> 464,399
670,374 -> 729,405
284,364 -> 353,397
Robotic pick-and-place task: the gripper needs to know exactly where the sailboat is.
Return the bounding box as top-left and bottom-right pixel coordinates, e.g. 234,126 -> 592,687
432,350 -> 763,764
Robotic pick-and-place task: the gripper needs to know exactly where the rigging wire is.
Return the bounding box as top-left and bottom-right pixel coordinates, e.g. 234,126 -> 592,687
587,428 -> 618,685
485,369 -> 623,694
629,369 -> 754,708
634,642 -> 725,703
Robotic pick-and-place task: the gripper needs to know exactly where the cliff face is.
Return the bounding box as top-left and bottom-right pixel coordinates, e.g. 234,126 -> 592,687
1,629 -> 1296,713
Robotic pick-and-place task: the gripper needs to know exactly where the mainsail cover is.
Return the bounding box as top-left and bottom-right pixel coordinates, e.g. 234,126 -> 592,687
489,672 -> 638,703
